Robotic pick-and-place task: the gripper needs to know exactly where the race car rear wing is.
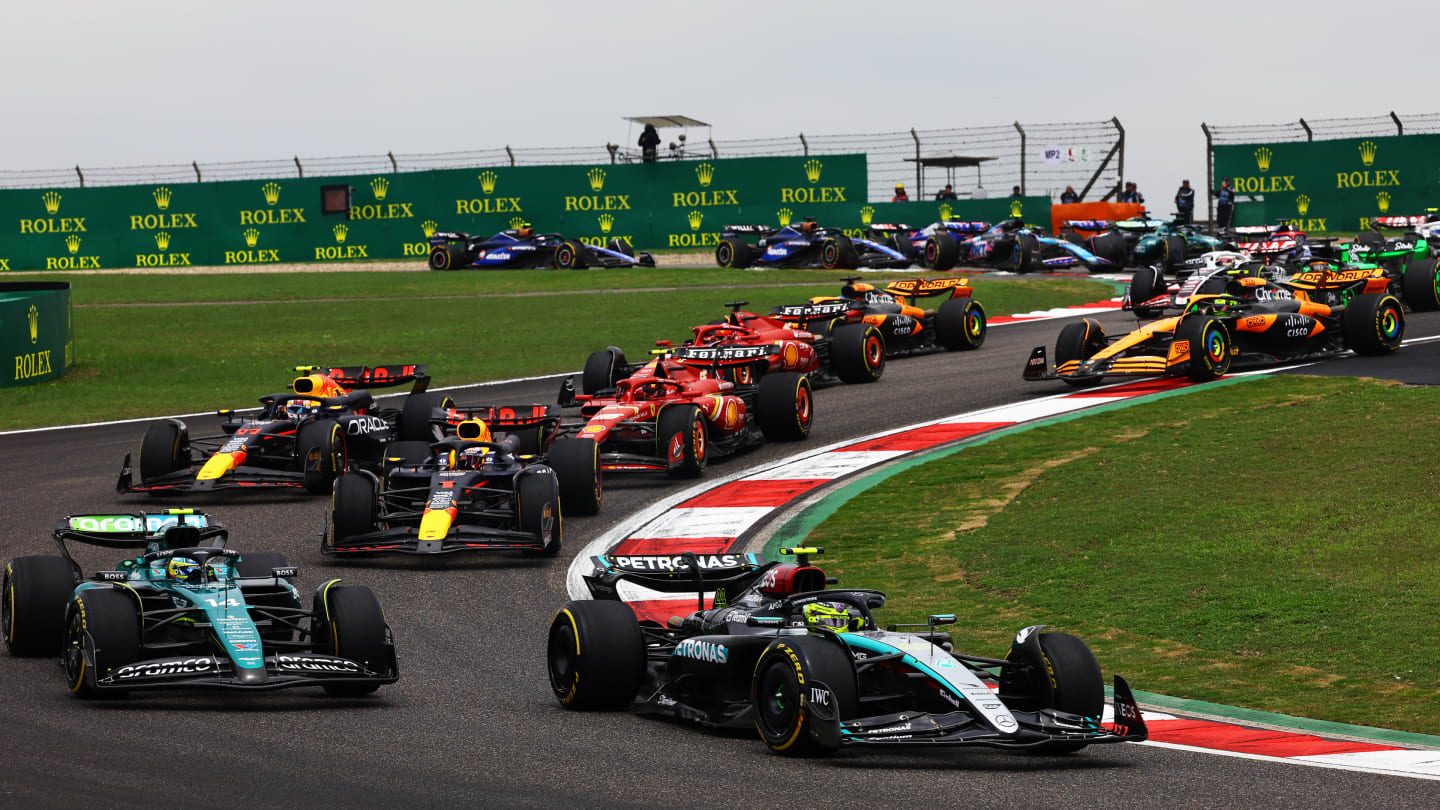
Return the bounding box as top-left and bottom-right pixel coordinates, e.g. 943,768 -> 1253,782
721,224 -> 772,235
1373,215 -> 1436,228
883,277 -> 972,300
300,364 -> 431,394
670,343 -> 779,368
581,553 -> 768,604
441,403 -> 558,429
866,223 -> 911,233
938,221 -> 991,233
768,300 -> 859,326
1060,219 -> 1115,231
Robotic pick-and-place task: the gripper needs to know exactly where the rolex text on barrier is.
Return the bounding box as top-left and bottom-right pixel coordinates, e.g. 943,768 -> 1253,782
0,282 -> 73,387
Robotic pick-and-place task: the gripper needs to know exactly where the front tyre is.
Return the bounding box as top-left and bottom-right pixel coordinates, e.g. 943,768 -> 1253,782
331,473 -> 378,542
139,421 -> 190,482
830,324 -> 886,383
1032,632 -> 1104,753
658,404 -> 708,478
517,472 -> 563,557
756,373 -> 813,441
3,556 -> 76,656
1400,258 -> 1440,313
716,237 -> 752,269
1343,293 -> 1405,355
1128,266 -> 1168,318
935,298 -> 986,351
399,392 -> 455,443
547,437 -> 602,516
924,232 -> 960,271
64,588 -> 140,699
1012,233 -> 1038,273
547,600 -> 645,710
582,348 -> 628,395
315,584 -> 391,696
751,636 -> 857,756
1175,315 -> 1231,381
298,420 -> 346,495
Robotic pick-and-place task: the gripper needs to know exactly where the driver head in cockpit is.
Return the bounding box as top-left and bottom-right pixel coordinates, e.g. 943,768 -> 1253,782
801,600 -> 863,633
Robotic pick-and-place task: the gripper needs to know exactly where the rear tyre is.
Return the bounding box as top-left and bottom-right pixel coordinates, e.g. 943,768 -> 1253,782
428,244 -> 461,271
1343,293 -> 1405,355
316,584 -> 390,696
3,556 -> 75,656
64,588 -> 140,699
139,422 -> 189,482
924,232 -> 960,270
751,636 -> 857,756
382,440 -> 432,471
1089,231 -> 1129,266
935,298 -> 986,351
582,348 -> 628,395
658,405 -> 708,479
298,420 -> 346,495
1401,258 -> 1440,313
831,324 -> 886,383
399,392 -> 454,443
1162,234 -> 1187,273
1012,233 -> 1038,273
820,236 -> 855,270
1128,266 -> 1168,318
517,472 -> 563,556
552,240 -> 581,269
756,373 -> 813,441
1055,318 -> 1107,387
548,437 -> 602,516
716,237 -> 752,269
1175,315 -> 1231,380
1032,633 -> 1105,753
1060,228 -> 1085,245
891,231 -> 919,262
547,600 -> 645,710
331,473 -> 378,542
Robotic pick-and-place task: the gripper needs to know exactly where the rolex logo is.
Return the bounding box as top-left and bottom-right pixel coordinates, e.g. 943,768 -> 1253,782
370,177 -> 389,201
1377,191 -> 1391,213
587,168 -> 606,192
1296,195 -> 1310,216
938,203 -> 953,222
153,187 -> 173,211
509,216 -> 527,229
687,210 -> 704,231
154,231 -> 172,251
803,159 -> 823,184
421,220 -> 437,238
28,305 -> 38,344
42,191 -> 62,215
695,162 -> 715,188
1359,140 -> 1378,167
478,171 -> 498,195
860,205 -> 875,225
1009,200 -> 1024,218
65,235 -> 81,255
262,182 -> 282,206
333,224 -> 348,243
1254,147 -> 1273,172
244,228 -> 260,248
598,213 -> 614,234
776,208 -> 793,227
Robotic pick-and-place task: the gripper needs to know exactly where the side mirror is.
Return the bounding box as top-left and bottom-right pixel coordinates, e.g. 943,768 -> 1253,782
928,614 -> 957,626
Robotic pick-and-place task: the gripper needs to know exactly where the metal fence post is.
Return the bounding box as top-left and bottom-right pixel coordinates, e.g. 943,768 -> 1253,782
387,151 -> 398,173
1014,121 -> 1026,195
505,146 -> 515,167
1390,111 -> 1403,135
294,156 -> 304,178
1112,117 -> 1125,200
1299,119 -> 1313,141
192,161 -> 202,182
1201,123 -> 1213,225
709,138 -> 718,159
911,128 -> 921,198
799,133 -> 808,156
74,166 -> 84,188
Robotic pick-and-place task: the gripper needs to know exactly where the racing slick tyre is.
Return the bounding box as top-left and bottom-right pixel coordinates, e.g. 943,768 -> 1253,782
756,372 -> 813,442
1055,318 -> 1107,387
1400,258 -> 1440,312
891,232 -> 919,262
3,556 -> 75,656
658,404 -> 708,478
331,473 -> 378,542
831,324 -> 886,384
716,237 -> 752,269
1012,233 -> 1038,273
820,236 -> 857,270
1060,227 -> 1085,246
428,244 -> 461,271
314,584 -> 389,696
582,347 -> 628,395
547,600 -> 645,710
548,437 -> 602,516
517,472 -> 563,557
1128,266 -> 1168,318
1161,234 -> 1187,273
1354,229 -> 1384,249
506,425 -> 545,456
552,240 -> 582,269
298,420 -> 346,495
64,588 -> 140,699
806,316 -> 844,341
399,392 -> 454,443
139,421 -> 190,483
1175,315 -> 1232,381
751,635 -> 858,756
924,232 -> 960,271
1089,231 -> 1129,266
1343,293 -> 1405,355
381,440 -> 432,473
936,298 -> 987,351
608,237 -> 636,258
1031,632 -> 1105,754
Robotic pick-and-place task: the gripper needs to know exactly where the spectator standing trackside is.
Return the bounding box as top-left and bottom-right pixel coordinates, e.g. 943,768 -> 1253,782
638,124 -> 660,163
1175,180 -> 1196,225
1010,185 -> 1023,198
1119,181 -> 1144,204
1215,177 -> 1235,231
892,184 -> 909,202
935,184 -> 957,200
1060,185 -> 1078,204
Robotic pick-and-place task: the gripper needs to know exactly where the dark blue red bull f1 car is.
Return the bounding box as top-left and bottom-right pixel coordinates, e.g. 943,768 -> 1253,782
428,226 -> 656,270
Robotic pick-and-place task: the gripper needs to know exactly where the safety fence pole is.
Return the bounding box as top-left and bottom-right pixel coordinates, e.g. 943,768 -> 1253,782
910,128 -> 921,198
1201,123 -> 1213,225
293,156 -> 303,178
387,151 -> 398,173
74,166 -> 84,188
799,133 -> 808,156
1390,111 -> 1403,135
1014,121 -> 1026,195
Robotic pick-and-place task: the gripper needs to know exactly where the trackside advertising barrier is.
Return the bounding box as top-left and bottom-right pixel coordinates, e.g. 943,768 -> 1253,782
0,156 -> 1050,270
0,282 -> 73,387
1214,134 -> 1440,232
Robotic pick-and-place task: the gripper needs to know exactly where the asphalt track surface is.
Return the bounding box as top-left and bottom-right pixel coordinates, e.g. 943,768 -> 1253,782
4,308 -> 1439,810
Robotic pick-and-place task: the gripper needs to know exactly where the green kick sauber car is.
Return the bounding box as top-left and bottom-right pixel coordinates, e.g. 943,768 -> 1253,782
2,510 -> 398,698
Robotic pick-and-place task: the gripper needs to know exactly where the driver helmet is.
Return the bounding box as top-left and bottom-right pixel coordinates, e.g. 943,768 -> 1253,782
799,220 -> 819,233
455,445 -> 489,469
515,223 -> 534,238
285,399 -> 321,421
167,556 -> 202,581
801,601 -> 860,633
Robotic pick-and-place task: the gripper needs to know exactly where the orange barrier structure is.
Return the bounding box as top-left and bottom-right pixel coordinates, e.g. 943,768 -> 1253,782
1050,202 -> 1146,235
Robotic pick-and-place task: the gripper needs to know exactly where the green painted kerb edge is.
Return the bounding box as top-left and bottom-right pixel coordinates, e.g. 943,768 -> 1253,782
0,282 -> 73,388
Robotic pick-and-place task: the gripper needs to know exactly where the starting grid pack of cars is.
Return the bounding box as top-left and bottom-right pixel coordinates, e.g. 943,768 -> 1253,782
4,208 -> 1436,756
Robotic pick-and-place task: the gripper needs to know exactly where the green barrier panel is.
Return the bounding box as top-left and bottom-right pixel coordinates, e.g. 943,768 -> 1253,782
0,282 -> 73,387
0,157 -> 1050,270
1215,134 -> 1440,232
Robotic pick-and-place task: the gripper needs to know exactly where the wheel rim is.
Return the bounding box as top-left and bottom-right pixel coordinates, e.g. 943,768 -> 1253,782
865,335 -> 883,368
1380,306 -> 1401,341
718,244 -> 732,265
692,416 -> 706,463
63,610 -> 85,688
823,243 -> 838,267
925,241 -> 938,263
796,384 -> 812,427
755,661 -> 801,739
1206,326 -> 1227,363
967,310 -> 984,337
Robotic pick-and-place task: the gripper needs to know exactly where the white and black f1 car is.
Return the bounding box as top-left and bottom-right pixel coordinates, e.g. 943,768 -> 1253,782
428,227 -> 655,270
548,548 -> 1146,755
